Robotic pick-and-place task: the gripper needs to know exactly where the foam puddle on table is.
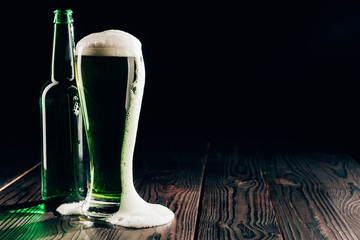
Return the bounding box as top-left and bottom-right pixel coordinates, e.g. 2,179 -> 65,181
56,200 -> 174,228
56,201 -> 83,215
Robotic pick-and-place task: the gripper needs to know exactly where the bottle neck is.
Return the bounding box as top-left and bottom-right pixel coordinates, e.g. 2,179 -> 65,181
51,20 -> 75,83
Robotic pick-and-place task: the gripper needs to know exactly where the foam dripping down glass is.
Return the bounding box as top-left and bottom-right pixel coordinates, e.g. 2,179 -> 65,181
74,30 -> 174,228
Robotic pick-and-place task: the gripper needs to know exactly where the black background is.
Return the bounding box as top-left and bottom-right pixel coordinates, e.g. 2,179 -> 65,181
1,1 -> 360,152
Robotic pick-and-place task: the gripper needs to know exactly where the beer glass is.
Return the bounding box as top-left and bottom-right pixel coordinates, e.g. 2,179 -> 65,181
75,30 -> 145,218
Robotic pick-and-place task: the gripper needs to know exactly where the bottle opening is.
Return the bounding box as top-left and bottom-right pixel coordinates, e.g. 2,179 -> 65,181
54,9 -> 73,24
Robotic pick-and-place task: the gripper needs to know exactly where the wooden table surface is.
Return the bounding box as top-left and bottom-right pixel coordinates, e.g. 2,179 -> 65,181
0,141 -> 360,239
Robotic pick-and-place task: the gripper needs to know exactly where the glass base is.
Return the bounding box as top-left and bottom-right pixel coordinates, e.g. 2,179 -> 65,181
82,198 -> 120,218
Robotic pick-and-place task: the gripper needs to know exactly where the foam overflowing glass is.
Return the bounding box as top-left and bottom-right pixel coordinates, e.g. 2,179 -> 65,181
63,30 -> 174,228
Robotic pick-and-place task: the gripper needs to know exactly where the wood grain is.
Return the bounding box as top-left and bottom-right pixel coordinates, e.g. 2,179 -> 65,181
131,141 -> 209,239
2,141 -> 360,239
0,141 -> 208,240
258,144 -> 360,240
196,142 -> 282,240
301,150 -> 360,237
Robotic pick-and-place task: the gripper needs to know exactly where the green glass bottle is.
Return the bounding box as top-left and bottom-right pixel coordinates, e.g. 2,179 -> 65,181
40,10 -> 85,202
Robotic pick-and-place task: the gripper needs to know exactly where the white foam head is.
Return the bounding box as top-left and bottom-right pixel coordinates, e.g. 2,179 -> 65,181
75,30 -> 142,57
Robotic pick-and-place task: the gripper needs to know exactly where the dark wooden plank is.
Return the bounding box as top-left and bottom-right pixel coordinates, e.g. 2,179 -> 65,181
196,142 -> 283,240
300,150 -> 360,237
0,141 -> 208,240
131,141 -> 208,239
0,165 -> 44,239
259,144 -> 360,240
0,141 -> 39,190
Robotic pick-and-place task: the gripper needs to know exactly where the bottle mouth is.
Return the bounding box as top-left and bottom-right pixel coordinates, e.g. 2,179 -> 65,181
53,9 -> 73,24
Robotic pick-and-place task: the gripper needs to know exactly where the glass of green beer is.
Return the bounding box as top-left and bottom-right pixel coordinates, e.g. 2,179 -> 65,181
75,30 -> 145,218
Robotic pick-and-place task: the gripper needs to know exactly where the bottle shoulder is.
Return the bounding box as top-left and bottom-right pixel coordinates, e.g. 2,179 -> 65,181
40,80 -> 77,92
39,80 -> 78,103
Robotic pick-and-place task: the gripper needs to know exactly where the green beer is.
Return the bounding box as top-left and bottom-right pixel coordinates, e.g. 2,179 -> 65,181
73,30 -> 174,228
75,55 -> 135,216
75,29 -> 145,218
